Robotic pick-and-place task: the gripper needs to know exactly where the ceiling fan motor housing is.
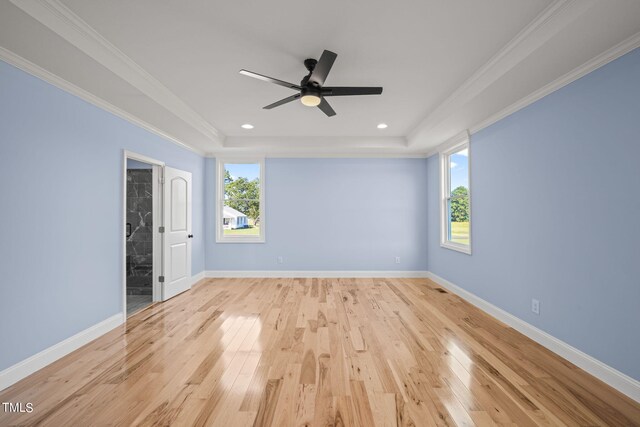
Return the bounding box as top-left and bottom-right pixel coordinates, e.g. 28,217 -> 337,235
239,49 -> 382,116
301,86 -> 321,98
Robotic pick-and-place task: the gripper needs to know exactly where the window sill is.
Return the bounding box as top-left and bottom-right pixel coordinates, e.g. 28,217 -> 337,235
216,237 -> 265,244
440,242 -> 472,255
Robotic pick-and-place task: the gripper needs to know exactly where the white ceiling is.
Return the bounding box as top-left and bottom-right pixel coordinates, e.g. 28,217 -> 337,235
1,0 -> 640,156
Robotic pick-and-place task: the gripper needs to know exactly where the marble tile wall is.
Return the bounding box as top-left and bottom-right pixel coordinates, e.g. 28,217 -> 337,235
126,169 -> 153,295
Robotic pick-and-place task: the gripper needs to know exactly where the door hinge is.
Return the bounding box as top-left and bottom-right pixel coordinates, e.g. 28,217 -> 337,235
159,276 -> 165,283
159,226 -> 165,233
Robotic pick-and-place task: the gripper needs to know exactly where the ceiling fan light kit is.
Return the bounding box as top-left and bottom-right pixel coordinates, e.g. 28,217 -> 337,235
239,49 -> 383,117
300,88 -> 322,107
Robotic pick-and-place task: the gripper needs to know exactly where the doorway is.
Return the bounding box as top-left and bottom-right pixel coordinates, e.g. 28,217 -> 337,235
125,158 -> 153,314
123,152 -> 164,317
122,151 -> 194,320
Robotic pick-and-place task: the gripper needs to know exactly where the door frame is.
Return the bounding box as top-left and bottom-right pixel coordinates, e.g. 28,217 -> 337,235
122,150 -> 164,322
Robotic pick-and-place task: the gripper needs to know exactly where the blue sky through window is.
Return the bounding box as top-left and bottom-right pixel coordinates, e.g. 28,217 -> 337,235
449,148 -> 468,191
225,163 -> 260,181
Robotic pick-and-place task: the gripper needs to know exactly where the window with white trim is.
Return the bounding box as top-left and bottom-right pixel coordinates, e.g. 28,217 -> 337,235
441,141 -> 471,254
216,158 -> 265,243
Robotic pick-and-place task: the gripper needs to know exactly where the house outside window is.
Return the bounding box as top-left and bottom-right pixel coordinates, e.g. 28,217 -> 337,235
216,159 -> 265,243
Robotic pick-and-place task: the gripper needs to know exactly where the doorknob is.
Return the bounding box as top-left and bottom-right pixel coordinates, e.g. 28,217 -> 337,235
188,234 -> 194,238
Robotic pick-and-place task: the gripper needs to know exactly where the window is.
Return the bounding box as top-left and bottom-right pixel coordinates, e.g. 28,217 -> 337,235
216,158 -> 265,243
441,140 -> 471,254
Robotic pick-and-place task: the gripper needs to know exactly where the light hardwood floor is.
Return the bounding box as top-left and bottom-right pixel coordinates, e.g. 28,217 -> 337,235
1,278 -> 638,426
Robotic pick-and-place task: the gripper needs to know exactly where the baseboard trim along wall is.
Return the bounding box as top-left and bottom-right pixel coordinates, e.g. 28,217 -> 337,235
426,272 -> 640,403
0,313 -> 123,392
191,270 -> 206,283
204,270 -> 430,278
3,270 -> 637,403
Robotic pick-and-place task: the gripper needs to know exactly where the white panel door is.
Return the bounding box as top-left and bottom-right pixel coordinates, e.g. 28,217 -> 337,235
162,166 -> 192,300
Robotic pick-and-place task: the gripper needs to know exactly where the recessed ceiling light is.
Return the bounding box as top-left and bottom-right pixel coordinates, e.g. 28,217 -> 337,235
377,123 -> 388,129
241,124 -> 254,129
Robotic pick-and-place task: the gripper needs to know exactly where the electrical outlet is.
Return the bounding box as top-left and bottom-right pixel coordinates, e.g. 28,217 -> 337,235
531,299 -> 540,315
395,256 -> 401,264
277,256 -> 283,264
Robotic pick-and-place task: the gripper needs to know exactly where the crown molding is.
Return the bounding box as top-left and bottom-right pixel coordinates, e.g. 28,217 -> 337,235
408,0 -> 596,147
224,136 -> 408,148
6,0 -> 635,160
210,135 -> 426,158
206,150 -> 429,159
424,30 -> 640,158
469,30 -> 640,135
425,130 -> 470,157
9,0 -> 224,147
0,47 -> 206,156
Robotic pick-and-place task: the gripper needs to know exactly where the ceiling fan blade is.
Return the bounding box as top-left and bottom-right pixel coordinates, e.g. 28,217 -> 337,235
317,98 -> 336,117
239,69 -> 301,90
322,87 -> 383,96
308,50 -> 337,87
263,94 -> 301,109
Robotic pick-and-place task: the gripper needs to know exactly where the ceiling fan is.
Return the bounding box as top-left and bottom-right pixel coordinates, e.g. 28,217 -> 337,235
239,49 -> 383,117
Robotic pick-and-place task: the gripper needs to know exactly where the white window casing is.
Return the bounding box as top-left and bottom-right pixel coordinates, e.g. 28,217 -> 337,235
216,157 -> 265,243
440,133 -> 471,255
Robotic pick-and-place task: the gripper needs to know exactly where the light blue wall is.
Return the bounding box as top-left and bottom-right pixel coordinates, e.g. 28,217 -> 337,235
205,158 -> 429,271
426,48 -> 640,380
0,60 -> 205,370
3,42 -> 638,384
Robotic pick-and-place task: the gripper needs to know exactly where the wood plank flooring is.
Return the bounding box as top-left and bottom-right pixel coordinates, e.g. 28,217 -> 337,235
1,278 -> 638,426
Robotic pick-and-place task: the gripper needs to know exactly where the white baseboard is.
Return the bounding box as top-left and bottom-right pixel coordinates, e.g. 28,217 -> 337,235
191,270 -> 206,283
205,270 -> 430,278
0,313 -> 123,392
426,272 -> 640,403
5,273 -> 635,403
